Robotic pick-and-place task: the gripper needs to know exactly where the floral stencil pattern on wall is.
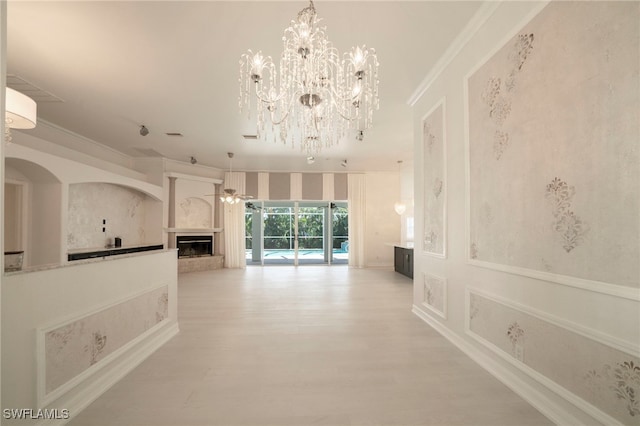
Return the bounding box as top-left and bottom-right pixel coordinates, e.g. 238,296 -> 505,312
469,291 -> 640,424
156,292 -> 169,323
44,285 -> 169,395
506,321 -> 525,360
545,177 -> 589,252
468,2 -> 639,288
469,243 -> 479,260
176,197 -> 212,229
480,33 -> 533,161
85,331 -> 107,366
422,273 -> 446,318
422,102 -> 445,256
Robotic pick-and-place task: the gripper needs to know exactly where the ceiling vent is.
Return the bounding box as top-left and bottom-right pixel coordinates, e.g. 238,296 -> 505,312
7,74 -> 64,103
242,134 -> 258,140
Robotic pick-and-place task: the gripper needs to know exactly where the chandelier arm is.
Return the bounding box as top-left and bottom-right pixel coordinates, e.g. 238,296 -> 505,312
252,71 -> 308,105
269,108 -> 291,126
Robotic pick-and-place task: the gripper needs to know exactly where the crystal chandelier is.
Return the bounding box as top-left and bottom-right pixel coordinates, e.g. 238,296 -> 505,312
239,1 -> 379,155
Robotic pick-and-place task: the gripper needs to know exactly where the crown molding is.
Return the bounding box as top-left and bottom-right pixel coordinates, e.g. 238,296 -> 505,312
407,1 -> 501,107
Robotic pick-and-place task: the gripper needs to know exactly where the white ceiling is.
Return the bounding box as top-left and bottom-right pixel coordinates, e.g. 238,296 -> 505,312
6,1 -> 482,172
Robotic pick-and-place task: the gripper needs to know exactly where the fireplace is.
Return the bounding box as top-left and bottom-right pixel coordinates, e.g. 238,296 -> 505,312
177,235 -> 212,258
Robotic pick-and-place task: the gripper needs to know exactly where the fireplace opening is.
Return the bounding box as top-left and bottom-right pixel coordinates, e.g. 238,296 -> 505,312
177,235 -> 213,258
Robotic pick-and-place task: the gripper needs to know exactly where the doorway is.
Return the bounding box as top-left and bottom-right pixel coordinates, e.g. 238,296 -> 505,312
245,201 -> 348,266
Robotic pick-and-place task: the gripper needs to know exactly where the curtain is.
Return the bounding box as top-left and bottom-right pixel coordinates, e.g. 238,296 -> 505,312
290,173 -> 302,200
347,174 -> 366,268
223,172 -> 246,268
322,173 -> 335,201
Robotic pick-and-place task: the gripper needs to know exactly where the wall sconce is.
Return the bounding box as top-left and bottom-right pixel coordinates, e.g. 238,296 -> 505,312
394,201 -> 407,215
5,87 -> 37,143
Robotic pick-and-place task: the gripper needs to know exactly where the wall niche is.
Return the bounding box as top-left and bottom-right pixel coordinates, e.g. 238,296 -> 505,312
67,182 -> 161,250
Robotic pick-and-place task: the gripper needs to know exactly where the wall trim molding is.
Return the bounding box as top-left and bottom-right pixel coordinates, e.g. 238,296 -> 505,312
461,0 -> 638,303
35,119 -> 134,166
165,172 -> 223,185
466,287 -> 639,357
464,289 -> 626,426
412,305 -> 585,426
420,97 -> 447,259
35,322 -> 179,426
421,272 -> 447,320
37,283 -> 171,407
468,259 -> 640,302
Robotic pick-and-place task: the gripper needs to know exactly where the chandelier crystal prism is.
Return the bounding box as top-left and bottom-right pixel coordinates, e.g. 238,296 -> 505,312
239,1 -> 379,155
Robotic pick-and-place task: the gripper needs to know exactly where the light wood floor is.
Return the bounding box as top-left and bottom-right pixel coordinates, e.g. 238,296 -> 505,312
69,267 -> 553,426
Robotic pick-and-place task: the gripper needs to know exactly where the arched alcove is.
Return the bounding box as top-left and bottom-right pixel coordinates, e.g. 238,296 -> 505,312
5,158 -> 63,268
67,182 -> 162,250
176,197 -> 212,229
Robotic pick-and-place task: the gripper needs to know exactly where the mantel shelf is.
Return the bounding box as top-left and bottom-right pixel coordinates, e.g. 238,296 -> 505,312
165,228 -> 223,233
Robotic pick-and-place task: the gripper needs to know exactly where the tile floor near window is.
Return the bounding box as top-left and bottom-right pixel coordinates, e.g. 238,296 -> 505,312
69,267 -> 552,426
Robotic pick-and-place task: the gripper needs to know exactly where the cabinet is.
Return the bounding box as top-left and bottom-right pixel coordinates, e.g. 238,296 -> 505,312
394,246 -> 413,279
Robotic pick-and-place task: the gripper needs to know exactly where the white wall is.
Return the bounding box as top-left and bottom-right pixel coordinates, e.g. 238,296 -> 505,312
4,183 -> 21,251
399,159 -> 414,246
30,183 -> 62,266
5,162 -> 62,268
2,250 -> 178,426
1,0 -> 7,411
364,172 -> 401,268
411,2 -> 639,425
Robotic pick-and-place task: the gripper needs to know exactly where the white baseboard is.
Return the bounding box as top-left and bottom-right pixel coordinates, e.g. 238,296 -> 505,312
37,321 -> 179,426
411,305 -> 588,426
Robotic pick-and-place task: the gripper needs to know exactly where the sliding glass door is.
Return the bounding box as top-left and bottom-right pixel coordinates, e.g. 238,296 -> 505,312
245,201 -> 348,266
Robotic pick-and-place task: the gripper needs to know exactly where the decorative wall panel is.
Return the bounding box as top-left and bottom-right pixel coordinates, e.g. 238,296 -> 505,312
422,100 -> 446,257
422,273 -> 447,319
467,2 -> 639,289
43,286 -> 169,397
468,290 -> 640,425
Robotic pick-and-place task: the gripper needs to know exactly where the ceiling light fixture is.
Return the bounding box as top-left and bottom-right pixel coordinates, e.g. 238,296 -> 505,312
4,87 -> 37,144
220,152 -> 253,204
239,1 -> 379,156
139,125 -> 149,136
